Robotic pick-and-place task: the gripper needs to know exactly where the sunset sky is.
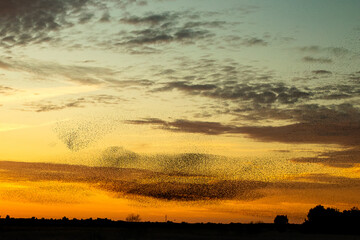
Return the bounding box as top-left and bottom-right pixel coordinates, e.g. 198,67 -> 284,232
0,0 -> 360,223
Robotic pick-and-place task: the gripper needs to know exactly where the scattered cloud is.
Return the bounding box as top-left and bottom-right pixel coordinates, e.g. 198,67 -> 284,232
0,0 -> 153,49
183,21 -> 227,29
23,94 -> 126,112
155,81 -> 311,105
299,46 -> 351,56
302,56 -> 333,64
0,0 -> 93,48
121,27 -> 213,46
148,57 -> 360,126
0,60 -> 12,69
120,12 -> 178,26
0,85 -> 17,95
241,37 -> 268,47
312,70 -> 332,75
100,10 -> 233,53
348,71 -> 360,82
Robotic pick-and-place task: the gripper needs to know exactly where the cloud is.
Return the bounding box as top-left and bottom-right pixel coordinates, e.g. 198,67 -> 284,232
302,56 -> 333,63
237,102 -> 360,127
299,46 -> 351,56
149,57 -> 360,126
0,60 -> 12,69
120,12 -> 178,26
99,11 -> 111,22
313,84 -> 360,100
0,0 -> 94,48
183,21 -> 227,29
0,57 -> 155,89
155,81 -> 311,105
107,79 -> 154,87
150,58 -> 332,108
0,85 -> 17,95
0,0 -> 151,49
238,122 -> 360,146
0,57 -> 119,85
114,0 -> 148,9
24,94 -> 126,112
103,10 -> 227,53
126,118 -> 236,135
348,71 -> 360,82
242,37 -> 268,46
291,173 -> 360,186
123,30 -> 174,45
312,70 -> 332,75
122,28 -> 213,46
155,81 -> 217,92
292,147 -> 360,168
126,103 -> 360,146
25,99 -> 86,112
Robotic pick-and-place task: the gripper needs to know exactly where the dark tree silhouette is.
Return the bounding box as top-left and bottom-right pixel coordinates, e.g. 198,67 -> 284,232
306,205 -> 341,225
273,215 -> 289,232
304,205 -> 360,234
274,215 -> 288,225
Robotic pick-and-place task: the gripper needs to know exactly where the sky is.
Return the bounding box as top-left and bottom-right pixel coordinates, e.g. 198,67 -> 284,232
0,0 -> 360,223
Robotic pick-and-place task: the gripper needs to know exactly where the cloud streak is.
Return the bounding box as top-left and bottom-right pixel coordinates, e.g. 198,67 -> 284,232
292,147 -> 360,168
126,109 -> 360,146
0,85 -> 17,95
24,94 -> 126,112
302,56 -> 333,64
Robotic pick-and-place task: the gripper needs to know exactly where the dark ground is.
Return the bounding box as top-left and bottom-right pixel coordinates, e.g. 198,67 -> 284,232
1,221 -> 360,240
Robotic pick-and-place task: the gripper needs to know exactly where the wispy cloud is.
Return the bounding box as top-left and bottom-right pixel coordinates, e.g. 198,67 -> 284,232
0,85 -> 17,95
23,94 -> 126,112
302,56 -> 333,63
241,37 -> 268,46
312,70 -> 332,75
299,46 -> 351,56
126,103 -> 360,146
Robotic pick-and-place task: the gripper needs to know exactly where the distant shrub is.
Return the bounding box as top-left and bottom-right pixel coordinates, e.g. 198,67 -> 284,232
126,213 -> 141,222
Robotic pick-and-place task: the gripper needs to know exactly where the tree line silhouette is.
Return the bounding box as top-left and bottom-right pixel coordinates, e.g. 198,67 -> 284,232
272,205 -> 360,234
302,205 -> 360,234
0,205 -> 359,235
